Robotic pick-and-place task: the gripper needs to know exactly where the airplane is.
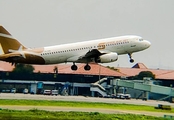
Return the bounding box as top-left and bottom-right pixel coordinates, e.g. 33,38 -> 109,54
0,25 -> 151,71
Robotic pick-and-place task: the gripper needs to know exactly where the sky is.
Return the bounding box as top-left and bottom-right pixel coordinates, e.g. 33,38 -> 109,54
0,0 -> 174,69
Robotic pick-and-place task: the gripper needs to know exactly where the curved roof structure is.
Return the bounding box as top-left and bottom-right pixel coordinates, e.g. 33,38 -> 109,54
0,61 -> 174,80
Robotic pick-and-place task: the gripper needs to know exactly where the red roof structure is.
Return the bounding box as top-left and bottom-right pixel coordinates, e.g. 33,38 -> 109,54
117,63 -> 174,80
0,61 -> 174,80
34,63 -> 126,77
0,62 -> 125,77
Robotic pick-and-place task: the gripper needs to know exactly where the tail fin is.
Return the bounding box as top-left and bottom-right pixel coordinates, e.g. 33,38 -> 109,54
0,25 -> 26,54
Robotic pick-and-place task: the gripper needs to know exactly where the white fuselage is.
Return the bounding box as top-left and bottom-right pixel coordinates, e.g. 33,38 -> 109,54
39,35 -> 151,64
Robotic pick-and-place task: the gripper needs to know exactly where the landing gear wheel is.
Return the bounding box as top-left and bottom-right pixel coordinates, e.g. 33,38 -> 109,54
128,53 -> 134,63
71,64 -> 78,71
130,59 -> 134,63
84,64 -> 91,71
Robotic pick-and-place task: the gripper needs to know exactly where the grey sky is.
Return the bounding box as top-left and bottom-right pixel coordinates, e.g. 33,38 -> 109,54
0,0 -> 174,69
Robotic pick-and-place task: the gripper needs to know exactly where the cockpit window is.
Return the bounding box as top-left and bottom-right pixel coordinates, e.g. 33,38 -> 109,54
139,38 -> 143,41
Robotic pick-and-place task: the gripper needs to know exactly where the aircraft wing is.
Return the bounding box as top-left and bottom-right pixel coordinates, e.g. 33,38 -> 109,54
67,49 -> 110,63
84,49 -> 102,58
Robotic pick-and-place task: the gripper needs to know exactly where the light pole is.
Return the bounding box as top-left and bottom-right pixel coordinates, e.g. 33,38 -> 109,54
99,64 -> 101,80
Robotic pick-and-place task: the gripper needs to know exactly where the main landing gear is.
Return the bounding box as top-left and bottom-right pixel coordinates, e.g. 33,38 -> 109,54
71,62 -> 78,71
84,64 -> 91,71
128,53 -> 134,63
71,63 -> 91,71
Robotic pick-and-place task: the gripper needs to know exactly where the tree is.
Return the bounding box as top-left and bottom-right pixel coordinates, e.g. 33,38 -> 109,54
136,71 -> 155,80
106,66 -> 119,71
53,66 -> 58,74
12,63 -> 35,74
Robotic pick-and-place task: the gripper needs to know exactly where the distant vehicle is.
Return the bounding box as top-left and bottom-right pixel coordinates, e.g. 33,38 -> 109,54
111,94 -> 117,99
23,88 -> 28,94
43,90 -> 51,95
117,94 -> 131,99
51,90 -> 58,96
2,89 -> 10,93
11,88 -> 16,93
103,95 -> 112,98
124,94 -> 131,99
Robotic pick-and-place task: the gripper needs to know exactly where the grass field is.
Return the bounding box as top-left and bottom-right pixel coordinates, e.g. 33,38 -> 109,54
0,109 -> 169,120
0,99 -> 172,120
0,99 -> 173,113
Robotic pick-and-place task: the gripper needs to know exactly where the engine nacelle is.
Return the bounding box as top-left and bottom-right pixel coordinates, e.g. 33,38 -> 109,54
96,52 -> 118,63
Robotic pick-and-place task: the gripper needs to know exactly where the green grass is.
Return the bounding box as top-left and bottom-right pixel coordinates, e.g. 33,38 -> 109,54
0,109 -> 169,120
0,99 -> 173,113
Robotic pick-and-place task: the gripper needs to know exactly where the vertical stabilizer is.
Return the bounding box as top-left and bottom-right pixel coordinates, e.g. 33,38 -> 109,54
0,25 -> 26,54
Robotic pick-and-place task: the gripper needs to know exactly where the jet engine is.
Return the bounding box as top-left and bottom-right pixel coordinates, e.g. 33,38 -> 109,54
95,52 -> 118,63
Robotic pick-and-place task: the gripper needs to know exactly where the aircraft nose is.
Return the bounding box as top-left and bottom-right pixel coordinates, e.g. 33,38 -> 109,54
144,40 -> 151,48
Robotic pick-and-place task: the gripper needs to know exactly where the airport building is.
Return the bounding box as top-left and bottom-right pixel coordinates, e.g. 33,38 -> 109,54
0,61 -> 174,101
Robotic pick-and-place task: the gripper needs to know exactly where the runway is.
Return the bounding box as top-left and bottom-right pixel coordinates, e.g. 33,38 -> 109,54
0,93 -> 174,117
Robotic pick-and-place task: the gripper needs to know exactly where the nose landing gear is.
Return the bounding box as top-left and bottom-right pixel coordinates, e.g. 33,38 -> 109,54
128,53 -> 134,63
